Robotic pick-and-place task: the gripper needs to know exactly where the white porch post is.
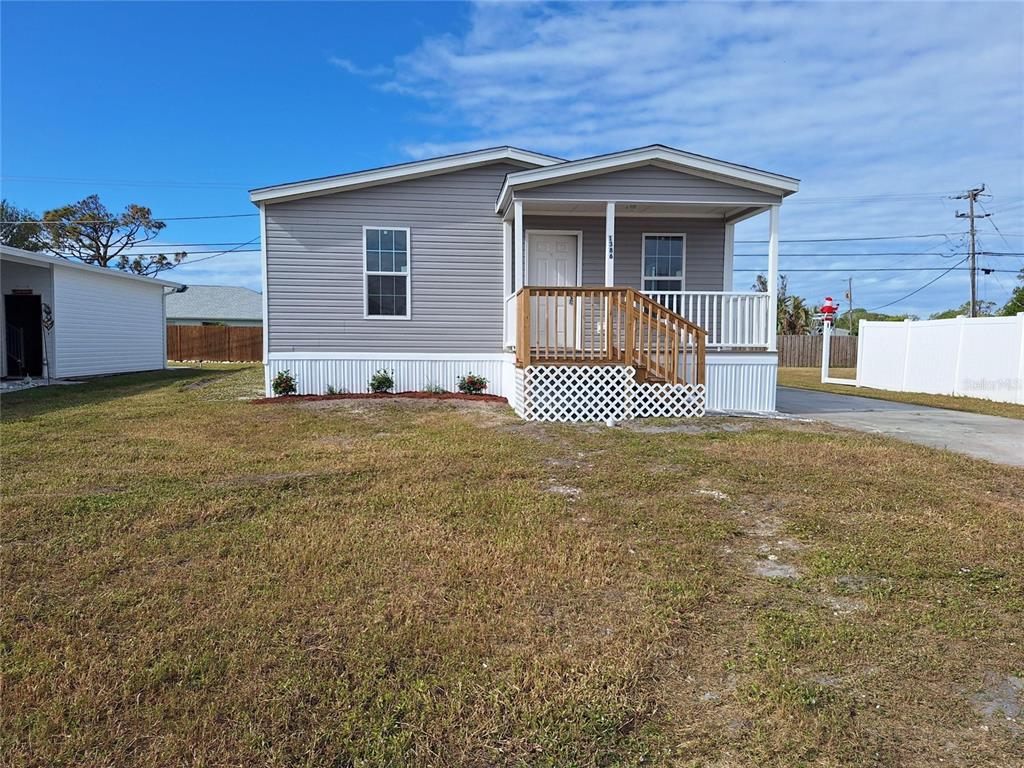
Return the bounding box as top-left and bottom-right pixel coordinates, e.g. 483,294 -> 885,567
767,204 -> 780,352
502,220 -> 513,296
514,199 -> 525,290
605,202 -> 616,286
723,221 -> 735,292
502,219 -> 513,344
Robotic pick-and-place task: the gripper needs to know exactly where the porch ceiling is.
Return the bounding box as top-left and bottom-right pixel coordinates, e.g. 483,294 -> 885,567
514,198 -> 765,221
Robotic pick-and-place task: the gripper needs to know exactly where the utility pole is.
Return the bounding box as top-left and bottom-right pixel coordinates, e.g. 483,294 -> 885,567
954,185 -> 992,317
845,277 -> 854,333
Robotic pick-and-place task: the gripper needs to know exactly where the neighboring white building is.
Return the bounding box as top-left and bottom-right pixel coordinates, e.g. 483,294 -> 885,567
1,245 -> 182,379
165,284 -> 263,327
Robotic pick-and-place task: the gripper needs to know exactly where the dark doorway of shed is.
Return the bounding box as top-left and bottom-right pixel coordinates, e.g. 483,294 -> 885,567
4,294 -> 43,377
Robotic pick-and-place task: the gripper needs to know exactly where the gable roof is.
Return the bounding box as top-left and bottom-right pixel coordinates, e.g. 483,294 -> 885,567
495,144 -> 800,214
165,284 -> 263,321
250,146 -> 565,204
0,244 -> 183,288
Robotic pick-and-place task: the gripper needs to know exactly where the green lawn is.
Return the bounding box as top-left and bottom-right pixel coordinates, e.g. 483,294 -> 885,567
2,365 -> 1022,767
778,367 -> 1024,420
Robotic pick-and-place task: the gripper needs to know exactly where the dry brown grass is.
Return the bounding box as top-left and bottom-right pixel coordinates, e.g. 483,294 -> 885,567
778,367 -> 1024,420
2,365 -> 1022,767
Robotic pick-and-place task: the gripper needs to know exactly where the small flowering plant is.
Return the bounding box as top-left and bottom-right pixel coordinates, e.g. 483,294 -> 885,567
456,373 -> 488,395
272,369 -> 297,396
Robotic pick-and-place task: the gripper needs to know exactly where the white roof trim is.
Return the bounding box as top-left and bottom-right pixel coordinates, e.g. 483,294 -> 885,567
495,145 -> 800,214
0,245 -> 184,288
250,146 -> 565,204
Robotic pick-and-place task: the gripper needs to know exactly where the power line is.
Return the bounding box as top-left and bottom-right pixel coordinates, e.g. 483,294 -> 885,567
174,237 -> 261,266
117,241 -> 259,249
1,174 -> 249,190
733,265 -> 1015,273
862,257 -> 969,312
0,212 -> 258,225
735,232 -> 966,244
733,251 -> 1023,257
978,201 -> 1015,250
120,248 -> 262,256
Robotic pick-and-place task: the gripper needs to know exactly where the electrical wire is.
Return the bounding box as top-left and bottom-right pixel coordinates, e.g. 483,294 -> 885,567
120,248 -> 261,256
735,232 -> 966,244
733,265 -> 1014,273
733,251 -> 1023,257
860,257 -> 970,312
112,241 -> 259,248
0,213 -> 258,225
174,238 -> 261,266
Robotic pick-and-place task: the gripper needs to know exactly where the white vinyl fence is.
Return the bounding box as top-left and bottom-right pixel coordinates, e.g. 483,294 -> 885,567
856,314 -> 1024,404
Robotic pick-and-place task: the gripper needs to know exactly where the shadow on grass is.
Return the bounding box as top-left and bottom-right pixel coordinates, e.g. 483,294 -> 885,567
0,366 -> 244,421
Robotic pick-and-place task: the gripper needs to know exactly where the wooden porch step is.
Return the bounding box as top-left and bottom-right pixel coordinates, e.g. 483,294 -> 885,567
633,364 -> 667,384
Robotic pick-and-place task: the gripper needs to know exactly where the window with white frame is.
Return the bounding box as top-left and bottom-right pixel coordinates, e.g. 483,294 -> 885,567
364,227 -> 410,318
642,233 -> 685,292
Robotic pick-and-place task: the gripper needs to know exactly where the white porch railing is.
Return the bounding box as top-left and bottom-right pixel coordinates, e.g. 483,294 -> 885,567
644,291 -> 772,349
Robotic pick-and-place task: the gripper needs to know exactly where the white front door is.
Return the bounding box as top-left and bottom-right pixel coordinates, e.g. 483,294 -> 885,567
527,233 -> 579,350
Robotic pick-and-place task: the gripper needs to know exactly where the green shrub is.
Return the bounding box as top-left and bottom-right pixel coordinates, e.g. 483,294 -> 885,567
457,373 -> 488,395
368,369 -> 394,393
424,383 -> 447,394
272,369 -> 296,396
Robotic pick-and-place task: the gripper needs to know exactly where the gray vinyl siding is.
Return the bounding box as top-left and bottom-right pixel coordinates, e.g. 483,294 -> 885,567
265,163 -> 519,354
515,165 -> 780,205
522,216 -> 725,291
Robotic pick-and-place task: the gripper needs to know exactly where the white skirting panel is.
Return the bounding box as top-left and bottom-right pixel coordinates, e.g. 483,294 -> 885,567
516,365 -> 706,422
265,354 -> 516,397
705,351 -> 778,412
264,351 -> 777,414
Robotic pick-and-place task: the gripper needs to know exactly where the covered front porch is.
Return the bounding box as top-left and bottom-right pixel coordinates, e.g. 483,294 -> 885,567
493,147 -> 795,419
500,197 -> 782,362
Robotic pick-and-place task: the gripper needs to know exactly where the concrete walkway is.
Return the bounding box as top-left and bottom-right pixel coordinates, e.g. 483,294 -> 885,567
776,387 -> 1024,466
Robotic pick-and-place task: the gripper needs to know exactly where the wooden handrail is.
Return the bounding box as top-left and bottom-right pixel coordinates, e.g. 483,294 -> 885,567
510,286 -> 707,386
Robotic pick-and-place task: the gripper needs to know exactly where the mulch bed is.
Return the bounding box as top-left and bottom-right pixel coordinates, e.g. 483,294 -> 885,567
251,391 -> 508,405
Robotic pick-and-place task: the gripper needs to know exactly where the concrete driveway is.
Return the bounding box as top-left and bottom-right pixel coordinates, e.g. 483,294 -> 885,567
776,387 -> 1024,466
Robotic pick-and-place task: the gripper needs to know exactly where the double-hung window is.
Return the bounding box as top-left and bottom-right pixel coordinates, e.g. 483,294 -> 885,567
641,233 -> 686,292
364,227 -> 410,318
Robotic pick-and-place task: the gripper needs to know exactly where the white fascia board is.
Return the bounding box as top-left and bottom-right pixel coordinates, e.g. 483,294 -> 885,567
495,146 -> 800,213
0,246 -> 183,288
724,206 -> 771,225
250,147 -> 565,205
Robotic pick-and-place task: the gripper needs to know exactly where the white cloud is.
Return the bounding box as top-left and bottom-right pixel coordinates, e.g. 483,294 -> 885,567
377,1 -> 1024,315
328,56 -> 390,78
172,250 -> 262,291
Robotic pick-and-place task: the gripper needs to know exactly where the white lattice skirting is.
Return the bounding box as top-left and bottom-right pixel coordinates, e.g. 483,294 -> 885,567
512,365 -> 706,422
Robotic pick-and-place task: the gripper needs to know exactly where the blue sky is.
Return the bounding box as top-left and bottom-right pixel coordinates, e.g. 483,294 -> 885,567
3,1 -> 1023,316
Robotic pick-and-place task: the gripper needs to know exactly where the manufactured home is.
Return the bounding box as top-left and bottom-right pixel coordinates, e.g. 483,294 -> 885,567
251,145 -> 798,420
1,245 -> 181,380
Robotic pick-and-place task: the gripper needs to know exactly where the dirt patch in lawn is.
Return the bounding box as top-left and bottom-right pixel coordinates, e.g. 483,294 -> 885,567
970,672 -> 1023,731
182,374 -> 229,390
621,416 -> 759,434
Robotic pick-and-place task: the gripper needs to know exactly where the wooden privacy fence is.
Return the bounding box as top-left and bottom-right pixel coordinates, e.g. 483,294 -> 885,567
777,334 -> 857,368
166,325 -> 262,362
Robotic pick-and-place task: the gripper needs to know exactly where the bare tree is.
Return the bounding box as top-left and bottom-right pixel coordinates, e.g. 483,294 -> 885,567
41,195 -> 186,275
